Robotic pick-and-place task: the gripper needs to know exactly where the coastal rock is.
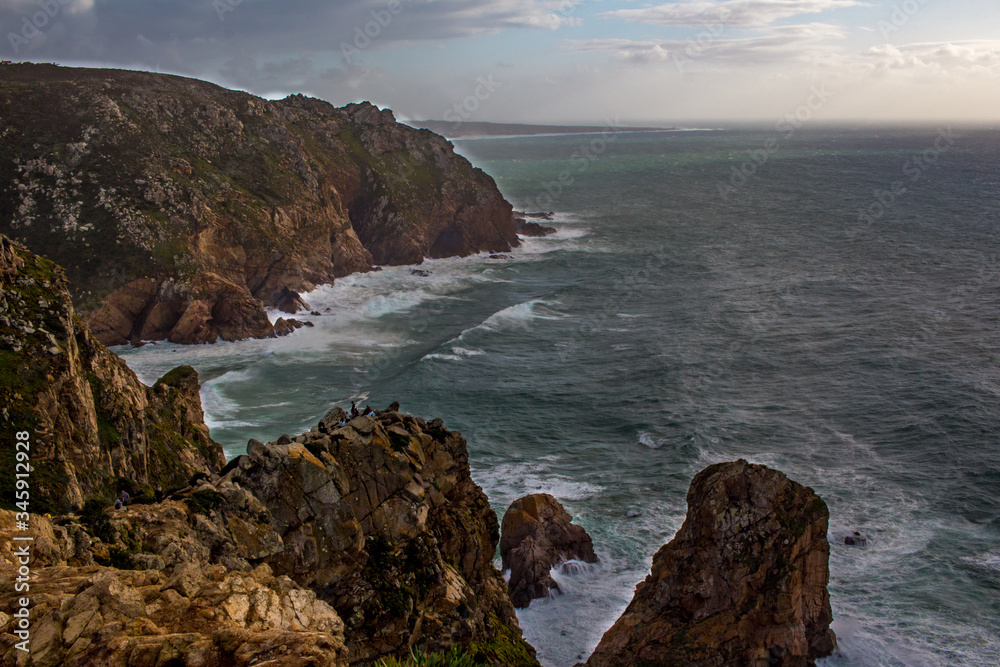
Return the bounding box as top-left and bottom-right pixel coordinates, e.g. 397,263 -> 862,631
0,64 -> 519,346
0,562 -> 349,667
273,286 -> 310,314
500,494 -> 598,607
0,235 -> 225,512
513,218 -> 557,238
224,409 -> 539,665
844,531 -> 868,547
585,460 -> 836,667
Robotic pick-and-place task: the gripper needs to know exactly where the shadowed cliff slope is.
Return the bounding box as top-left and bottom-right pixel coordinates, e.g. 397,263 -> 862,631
0,64 -> 518,345
0,234 -> 225,513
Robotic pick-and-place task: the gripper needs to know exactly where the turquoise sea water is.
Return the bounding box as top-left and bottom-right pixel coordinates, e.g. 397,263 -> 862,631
118,127 -> 1000,666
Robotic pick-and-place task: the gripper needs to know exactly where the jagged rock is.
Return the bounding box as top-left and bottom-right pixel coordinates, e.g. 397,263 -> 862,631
271,317 -> 305,337
225,407 -> 539,665
500,494 -> 598,608
844,531 -> 867,547
0,64 -> 520,346
513,218 -> 557,237
0,235 -> 226,512
274,286 -> 310,314
584,460 -> 836,667
0,562 -> 349,667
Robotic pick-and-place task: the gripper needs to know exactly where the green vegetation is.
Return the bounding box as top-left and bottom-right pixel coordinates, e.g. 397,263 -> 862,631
81,497 -> 115,543
376,647 -> 483,667
155,365 -> 198,388
94,545 -> 136,570
468,615 -> 540,667
185,489 -> 225,515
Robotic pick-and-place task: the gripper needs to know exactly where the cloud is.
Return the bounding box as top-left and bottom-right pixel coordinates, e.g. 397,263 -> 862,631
0,0 -> 582,65
859,40 -> 1000,77
566,23 -> 846,66
599,0 -> 866,27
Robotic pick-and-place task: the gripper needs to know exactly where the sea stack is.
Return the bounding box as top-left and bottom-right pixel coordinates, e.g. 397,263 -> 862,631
500,493 -> 598,608
585,460 -> 836,667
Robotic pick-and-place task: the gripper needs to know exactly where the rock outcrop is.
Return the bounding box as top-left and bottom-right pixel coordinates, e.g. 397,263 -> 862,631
225,409 -> 538,665
585,460 -> 836,667
0,63 -> 519,346
0,406 -> 538,666
0,234 -> 225,513
513,218 -> 557,238
499,493 -> 598,608
0,509 -> 349,667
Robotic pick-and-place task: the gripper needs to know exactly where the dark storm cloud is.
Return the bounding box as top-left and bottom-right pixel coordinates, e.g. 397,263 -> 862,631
1,0 -> 576,67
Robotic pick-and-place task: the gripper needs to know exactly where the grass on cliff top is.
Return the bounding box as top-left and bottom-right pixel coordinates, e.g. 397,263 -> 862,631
376,648 -> 484,667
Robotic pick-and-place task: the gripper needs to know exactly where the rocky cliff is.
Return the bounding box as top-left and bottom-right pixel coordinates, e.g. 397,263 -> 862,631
585,460 -> 836,667
0,408 -> 539,667
226,408 -> 537,665
0,63 -> 519,346
0,508 -> 350,667
0,234 -> 225,514
0,238 -> 535,665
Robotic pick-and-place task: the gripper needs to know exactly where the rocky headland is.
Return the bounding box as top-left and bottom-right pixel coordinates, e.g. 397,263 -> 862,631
0,234 -> 224,514
0,235 -> 538,665
0,64 -> 520,346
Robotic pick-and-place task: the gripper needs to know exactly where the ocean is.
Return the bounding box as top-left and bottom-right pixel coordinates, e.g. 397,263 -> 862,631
117,126 -> 1000,666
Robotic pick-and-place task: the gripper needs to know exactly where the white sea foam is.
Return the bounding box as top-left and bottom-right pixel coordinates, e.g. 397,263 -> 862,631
451,300 -> 569,345
475,461 -> 604,506
637,432 -> 666,449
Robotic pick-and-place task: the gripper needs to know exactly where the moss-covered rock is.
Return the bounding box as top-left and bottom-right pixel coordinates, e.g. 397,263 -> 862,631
0,234 -> 225,512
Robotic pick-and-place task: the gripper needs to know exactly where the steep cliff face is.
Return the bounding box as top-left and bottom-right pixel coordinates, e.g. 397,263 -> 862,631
0,63 -> 518,346
227,409 -> 538,666
0,235 -> 225,513
585,460 -> 836,667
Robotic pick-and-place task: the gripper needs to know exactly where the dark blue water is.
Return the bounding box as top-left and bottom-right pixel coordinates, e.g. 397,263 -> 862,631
120,127 -> 1000,666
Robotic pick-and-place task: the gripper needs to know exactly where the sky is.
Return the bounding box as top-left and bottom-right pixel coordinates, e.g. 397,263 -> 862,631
1,0 -> 999,124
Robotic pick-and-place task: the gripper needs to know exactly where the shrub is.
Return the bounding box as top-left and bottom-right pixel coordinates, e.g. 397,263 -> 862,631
376,647 -> 482,667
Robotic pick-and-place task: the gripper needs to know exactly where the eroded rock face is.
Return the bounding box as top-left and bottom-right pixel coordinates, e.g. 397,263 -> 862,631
585,460 -> 836,667
500,493 -> 598,608
225,409 -> 539,666
0,561 -> 348,667
0,64 -> 519,346
0,235 -> 225,512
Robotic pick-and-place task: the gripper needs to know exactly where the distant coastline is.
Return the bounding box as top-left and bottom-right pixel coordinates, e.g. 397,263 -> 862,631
406,119 -> 676,139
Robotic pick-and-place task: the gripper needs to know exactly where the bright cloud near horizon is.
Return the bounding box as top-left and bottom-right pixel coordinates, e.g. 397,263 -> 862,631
1,0 -> 998,124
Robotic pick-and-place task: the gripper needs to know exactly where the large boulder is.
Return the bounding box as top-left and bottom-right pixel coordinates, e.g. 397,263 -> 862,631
500,493 -> 598,608
585,460 -> 836,667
